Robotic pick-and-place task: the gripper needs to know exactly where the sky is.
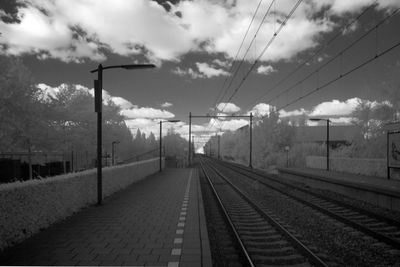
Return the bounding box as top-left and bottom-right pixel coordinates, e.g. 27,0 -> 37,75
1,0 -> 400,151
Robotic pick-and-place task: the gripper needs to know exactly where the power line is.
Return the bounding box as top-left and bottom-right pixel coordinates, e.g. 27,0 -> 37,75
207,0 -> 299,134
207,0 -> 273,134
223,0 -> 303,107
217,0 -> 276,113
211,0 -> 265,111
275,31 -> 400,114
244,1 -> 378,111
264,7 -> 399,110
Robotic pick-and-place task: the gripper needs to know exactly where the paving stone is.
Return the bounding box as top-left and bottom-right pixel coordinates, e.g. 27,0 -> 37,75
137,254 -> 160,262
0,169 -> 212,267
144,261 -> 168,266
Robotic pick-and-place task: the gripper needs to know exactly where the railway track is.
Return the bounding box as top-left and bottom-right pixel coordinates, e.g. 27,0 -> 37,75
198,158 -> 330,266
210,157 -> 400,251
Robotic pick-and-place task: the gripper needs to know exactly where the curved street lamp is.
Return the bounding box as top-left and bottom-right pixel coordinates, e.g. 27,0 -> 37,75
91,63 -> 156,205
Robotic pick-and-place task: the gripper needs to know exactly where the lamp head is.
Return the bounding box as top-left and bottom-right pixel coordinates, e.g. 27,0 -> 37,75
122,64 -> 156,70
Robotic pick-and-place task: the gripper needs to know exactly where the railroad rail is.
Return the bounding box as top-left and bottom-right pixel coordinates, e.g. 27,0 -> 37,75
198,157 -> 329,266
210,157 -> 400,251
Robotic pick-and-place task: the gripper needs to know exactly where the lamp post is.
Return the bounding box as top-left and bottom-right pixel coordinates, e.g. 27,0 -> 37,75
309,118 -> 330,171
112,140 -> 120,166
285,146 -> 290,167
91,63 -> 155,205
159,120 -> 180,172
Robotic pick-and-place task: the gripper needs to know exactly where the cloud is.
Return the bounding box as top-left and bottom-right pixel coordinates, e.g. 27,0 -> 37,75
216,102 -> 241,113
161,102 -> 173,108
0,0 -> 193,62
213,59 -> 230,68
121,107 -> 175,119
172,67 -> 204,79
111,97 -> 136,110
37,83 -> 176,123
257,65 -> 276,75
309,98 -> 360,116
279,108 -> 307,117
2,1 -> 398,63
249,103 -> 272,117
196,62 -> 229,78
172,62 -> 229,79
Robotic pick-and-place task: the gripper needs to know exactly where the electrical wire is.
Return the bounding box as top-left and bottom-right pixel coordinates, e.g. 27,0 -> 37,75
243,1 -> 378,111
275,31 -> 400,114
223,0 -> 303,107
206,0 -> 273,134
262,7 -> 399,112
211,0 -> 265,111
217,0 -> 276,113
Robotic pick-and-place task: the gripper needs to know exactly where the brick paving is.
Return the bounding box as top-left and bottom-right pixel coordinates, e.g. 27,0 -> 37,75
0,168 -> 211,266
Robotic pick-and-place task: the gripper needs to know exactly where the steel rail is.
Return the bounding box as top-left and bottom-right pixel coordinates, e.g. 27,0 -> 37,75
213,158 -> 400,250
203,157 -> 329,267
199,159 -> 255,267
224,160 -> 400,228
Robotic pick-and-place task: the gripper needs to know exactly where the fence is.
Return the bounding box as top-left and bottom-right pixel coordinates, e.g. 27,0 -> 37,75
0,150 -> 97,183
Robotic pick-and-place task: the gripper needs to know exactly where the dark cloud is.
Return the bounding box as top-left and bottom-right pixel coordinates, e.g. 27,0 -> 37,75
152,0 -> 181,12
0,0 -> 25,23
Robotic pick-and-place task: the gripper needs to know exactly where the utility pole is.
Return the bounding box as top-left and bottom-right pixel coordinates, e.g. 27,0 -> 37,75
192,135 -> 195,159
218,134 -> 220,160
188,112 -> 192,166
327,119 -> 330,171
249,112 -> 253,168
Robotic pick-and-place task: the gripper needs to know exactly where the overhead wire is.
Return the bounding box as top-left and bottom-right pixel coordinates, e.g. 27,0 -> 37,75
223,0 -> 303,107
211,0 -> 265,111
261,6 -> 400,116
206,0 -> 271,134
271,7 -> 400,115
217,0 -> 276,113
206,0 -> 298,135
243,1 -> 378,111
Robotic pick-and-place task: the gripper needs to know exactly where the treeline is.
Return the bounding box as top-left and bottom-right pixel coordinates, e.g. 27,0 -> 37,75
206,93 -> 399,170
0,56 -> 185,170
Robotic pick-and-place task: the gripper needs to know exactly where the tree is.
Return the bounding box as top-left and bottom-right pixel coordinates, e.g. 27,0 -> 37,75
351,99 -> 395,139
0,56 -> 47,151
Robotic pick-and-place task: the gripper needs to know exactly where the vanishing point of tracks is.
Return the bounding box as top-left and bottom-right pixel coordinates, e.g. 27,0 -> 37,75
199,157 -> 330,267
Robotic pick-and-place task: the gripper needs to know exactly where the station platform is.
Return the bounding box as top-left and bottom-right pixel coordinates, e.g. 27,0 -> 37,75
0,168 -> 212,267
277,167 -> 400,211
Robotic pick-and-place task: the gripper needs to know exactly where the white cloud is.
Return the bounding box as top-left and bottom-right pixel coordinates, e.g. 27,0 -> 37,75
309,98 -> 360,116
279,108 -> 307,118
173,62 -> 229,79
213,59 -> 230,68
172,67 -> 204,79
111,97 -> 136,110
257,65 -> 276,75
121,107 -> 175,119
161,102 -> 173,108
216,102 -> 241,113
249,103 -> 272,117
196,62 -> 229,78
3,0 -> 398,63
0,0 -> 193,62
218,119 -> 248,131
